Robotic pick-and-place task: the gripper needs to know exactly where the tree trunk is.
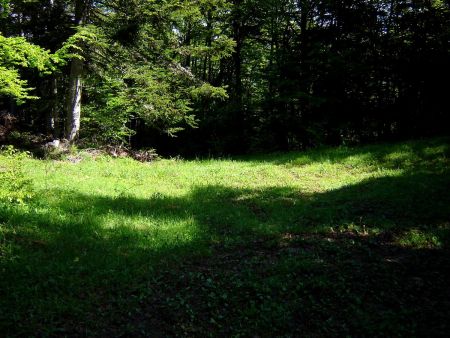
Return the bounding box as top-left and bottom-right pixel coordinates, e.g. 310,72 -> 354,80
232,21 -> 243,104
64,0 -> 88,142
49,76 -> 60,138
65,57 -> 83,142
184,23 -> 192,68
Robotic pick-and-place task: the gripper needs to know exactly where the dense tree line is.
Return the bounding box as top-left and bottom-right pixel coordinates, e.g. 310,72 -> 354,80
1,0 -> 449,155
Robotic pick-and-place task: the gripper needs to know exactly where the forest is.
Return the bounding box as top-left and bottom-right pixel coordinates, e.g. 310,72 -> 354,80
1,0 -> 448,155
1,0 -> 450,337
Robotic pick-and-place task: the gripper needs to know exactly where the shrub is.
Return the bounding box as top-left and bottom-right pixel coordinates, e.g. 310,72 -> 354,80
0,145 -> 34,204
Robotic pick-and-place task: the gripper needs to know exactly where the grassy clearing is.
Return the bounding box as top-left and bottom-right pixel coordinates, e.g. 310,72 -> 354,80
1,137 -> 450,336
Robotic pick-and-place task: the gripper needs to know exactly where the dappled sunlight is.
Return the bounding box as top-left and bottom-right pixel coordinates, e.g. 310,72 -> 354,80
8,137 -> 450,255
5,170 -> 448,270
1,138 -> 450,336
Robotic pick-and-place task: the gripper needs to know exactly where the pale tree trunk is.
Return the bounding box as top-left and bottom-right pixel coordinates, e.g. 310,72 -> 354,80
64,0 -> 87,142
65,57 -> 83,142
48,77 -> 60,138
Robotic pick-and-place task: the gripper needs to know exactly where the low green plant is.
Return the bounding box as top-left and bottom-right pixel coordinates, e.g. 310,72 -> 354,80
397,229 -> 442,248
0,146 -> 34,204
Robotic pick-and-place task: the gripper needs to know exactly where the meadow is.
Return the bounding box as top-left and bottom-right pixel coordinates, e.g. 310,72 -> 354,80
1,137 -> 449,336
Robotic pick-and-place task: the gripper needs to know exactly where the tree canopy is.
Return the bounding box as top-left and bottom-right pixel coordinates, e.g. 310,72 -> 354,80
0,0 -> 449,153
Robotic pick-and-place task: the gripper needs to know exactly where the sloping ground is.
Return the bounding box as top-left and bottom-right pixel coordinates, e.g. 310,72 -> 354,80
1,137 -> 449,336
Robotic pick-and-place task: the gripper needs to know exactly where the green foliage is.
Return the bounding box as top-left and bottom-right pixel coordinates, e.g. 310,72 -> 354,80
0,146 -> 33,204
0,66 -> 34,102
1,0 -> 449,154
121,65 -> 197,136
83,62 -> 198,143
73,0 -> 234,144
0,34 -> 55,103
0,0 -> 10,18
83,75 -> 135,145
55,25 -> 108,62
191,83 -> 228,100
1,0 -> 235,144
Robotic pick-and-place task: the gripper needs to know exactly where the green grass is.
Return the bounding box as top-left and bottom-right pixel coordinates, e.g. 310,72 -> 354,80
1,137 -> 450,336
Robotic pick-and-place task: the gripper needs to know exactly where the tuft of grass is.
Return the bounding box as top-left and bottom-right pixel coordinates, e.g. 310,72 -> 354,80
397,229 -> 443,249
1,137 -> 450,336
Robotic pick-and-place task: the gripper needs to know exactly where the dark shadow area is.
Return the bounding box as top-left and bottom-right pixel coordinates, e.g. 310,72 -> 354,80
1,166 -> 450,336
240,137 -> 450,167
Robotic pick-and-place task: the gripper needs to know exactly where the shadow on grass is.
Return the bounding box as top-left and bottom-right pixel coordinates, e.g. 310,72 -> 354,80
1,167 -> 450,336
241,137 -> 450,168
